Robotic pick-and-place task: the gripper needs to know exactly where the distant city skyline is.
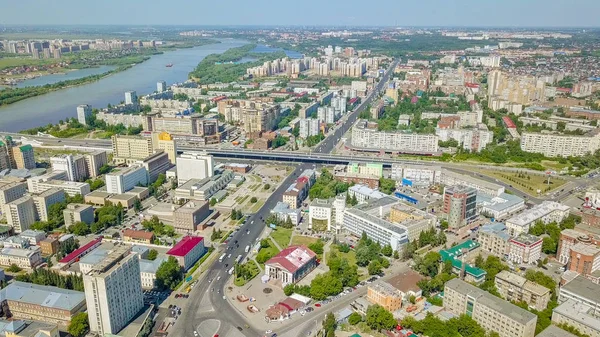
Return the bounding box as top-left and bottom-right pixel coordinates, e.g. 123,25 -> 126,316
1,0 -> 599,28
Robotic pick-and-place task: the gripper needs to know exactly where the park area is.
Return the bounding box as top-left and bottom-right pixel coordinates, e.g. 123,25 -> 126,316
475,169 -> 566,195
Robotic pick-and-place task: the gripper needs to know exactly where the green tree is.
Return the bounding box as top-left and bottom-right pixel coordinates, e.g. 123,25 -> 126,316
264,184 -> 271,190
366,305 -> 397,331
393,250 -> 400,259
308,240 -> 324,255
368,260 -> 382,275
310,273 -> 343,300
7,264 -> 22,273
382,244 -> 393,257
250,197 -> 258,203
378,177 -> 397,195
147,249 -> 158,261
68,221 -> 90,236
68,313 -> 89,337
210,198 -> 217,206
133,198 -> 142,213
348,312 -> 363,325
284,283 -> 295,296
155,256 -> 183,290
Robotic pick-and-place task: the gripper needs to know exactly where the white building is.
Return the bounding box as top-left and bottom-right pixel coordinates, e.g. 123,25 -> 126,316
390,164 -> 442,185
476,192 -> 525,219
299,118 -> 320,139
342,197 -> 409,251
440,169 -> 505,196
5,196 -> 36,233
270,202 -> 301,226
20,229 -> 47,245
157,81 -> 167,93
26,171 -> 68,192
76,104 -> 92,125
309,195 -> 346,232
352,120 -> 439,154
520,131 -> 600,158
105,165 -> 148,194
176,152 -> 214,185
139,257 -> 165,289
508,234 -> 543,264
125,91 -> 138,105
83,245 -> 144,335
435,127 -> 494,152
505,201 -> 570,236
0,247 -> 42,269
50,154 -> 88,182
348,184 -> 386,203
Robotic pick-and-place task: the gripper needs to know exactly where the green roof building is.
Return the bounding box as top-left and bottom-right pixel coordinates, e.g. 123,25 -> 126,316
440,239 -> 486,284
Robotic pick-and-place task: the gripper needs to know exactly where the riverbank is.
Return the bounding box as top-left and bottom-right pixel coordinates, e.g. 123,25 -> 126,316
0,62 -> 142,106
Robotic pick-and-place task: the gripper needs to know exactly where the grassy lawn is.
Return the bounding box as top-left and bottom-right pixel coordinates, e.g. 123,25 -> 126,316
291,235 -> 319,246
475,169 -> 567,194
540,160 -> 571,171
234,260 -> 260,287
0,57 -> 58,70
250,199 -> 265,212
328,244 -> 357,266
270,227 -> 293,248
257,239 -> 280,267
238,195 -> 249,204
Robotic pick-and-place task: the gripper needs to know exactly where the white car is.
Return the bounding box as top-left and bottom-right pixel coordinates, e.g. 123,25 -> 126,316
266,330 -> 273,334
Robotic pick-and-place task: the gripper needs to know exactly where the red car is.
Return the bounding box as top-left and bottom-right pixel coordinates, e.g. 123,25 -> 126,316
315,303 -> 321,308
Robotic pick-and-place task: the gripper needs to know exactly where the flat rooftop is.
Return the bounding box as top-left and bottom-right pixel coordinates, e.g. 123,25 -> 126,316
0,281 -> 84,311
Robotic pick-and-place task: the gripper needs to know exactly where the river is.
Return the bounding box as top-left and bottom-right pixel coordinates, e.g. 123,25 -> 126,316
0,39 -> 249,132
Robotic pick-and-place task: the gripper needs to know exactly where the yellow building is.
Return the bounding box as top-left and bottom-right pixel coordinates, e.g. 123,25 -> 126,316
389,204 -> 425,223
367,281 -> 403,312
152,131 -> 177,164
111,135 -> 153,164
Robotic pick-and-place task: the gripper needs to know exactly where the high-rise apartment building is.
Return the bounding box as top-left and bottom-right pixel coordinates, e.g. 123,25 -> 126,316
299,119 -> 320,139
444,278 -> 537,337
520,130 -> 600,158
83,245 -> 143,335
111,135 -> 154,164
176,152 -> 214,185
0,178 -> 27,206
443,185 -> 477,229
76,104 -> 92,125
50,154 -> 88,182
352,120 -> 439,154
124,91 -> 138,105
151,132 -> 177,164
5,196 -> 36,233
156,81 -> 167,93
218,99 -> 280,133
0,137 -> 36,170
31,188 -> 65,222
84,150 -> 108,178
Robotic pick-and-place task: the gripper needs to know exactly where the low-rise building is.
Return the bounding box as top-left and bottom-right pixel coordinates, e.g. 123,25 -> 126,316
552,300 -> 600,337
39,238 -> 59,256
20,230 -> 46,245
1,281 -> 86,326
367,281 -> 403,312
265,245 -> 317,284
444,278 -> 537,337
536,325 -> 579,337
174,170 -> 234,201
105,165 -> 148,194
173,201 -> 210,233
270,202 -> 301,226
28,180 -> 90,197
478,222 -> 510,258
440,240 -> 487,284
123,229 -> 155,244
0,247 -> 41,268
506,201 -> 570,236
139,257 -> 166,289
348,184 -> 386,203
166,236 -> 205,271
508,234 -> 543,264
477,192 -> 525,219
495,270 -> 551,311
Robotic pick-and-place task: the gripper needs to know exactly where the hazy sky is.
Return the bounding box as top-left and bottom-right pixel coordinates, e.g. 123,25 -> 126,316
1,0 -> 598,27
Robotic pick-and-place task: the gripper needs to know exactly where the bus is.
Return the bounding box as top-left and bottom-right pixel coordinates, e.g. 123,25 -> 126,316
219,253 -> 226,263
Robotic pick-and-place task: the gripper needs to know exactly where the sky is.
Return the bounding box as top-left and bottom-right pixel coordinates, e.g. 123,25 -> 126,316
0,0 -> 599,27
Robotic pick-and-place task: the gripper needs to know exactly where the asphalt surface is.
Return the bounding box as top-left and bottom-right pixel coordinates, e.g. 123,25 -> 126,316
313,59 -> 400,154
174,163 -> 309,337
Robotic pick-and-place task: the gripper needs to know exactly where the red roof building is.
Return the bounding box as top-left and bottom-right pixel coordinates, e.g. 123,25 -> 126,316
59,237 -> 103,265
265,245 -> 317,284
167,236 -> 205,271
502,116 -> 517,129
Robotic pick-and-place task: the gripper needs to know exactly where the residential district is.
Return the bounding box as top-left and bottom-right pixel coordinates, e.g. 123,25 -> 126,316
2,26 -> 600,337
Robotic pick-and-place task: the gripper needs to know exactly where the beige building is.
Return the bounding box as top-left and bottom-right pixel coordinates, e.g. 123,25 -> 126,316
2,320 -> 60,337
2,281 -> 86,326
152,131 -> 177,164
0,178 -> 27,205
367,281 -> 403,312
173,201 -> 210,233
478,223 -> 510,258
495,270 -> 551,311
389,203 -> 436,242
520,130 -> 600,158
63,203 -> 95,227
5,196 -> 36,233
0,247 -> 42,268
351,119 -> 439,154
9,144 -> 36,170
83,245 -> 144,335
218,99 -> 280,133
111,134 -> 154,164
84,150 -> 108,178
487,70 -> 546,106
444,278 -> 537,337
31,188 -> 65,222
